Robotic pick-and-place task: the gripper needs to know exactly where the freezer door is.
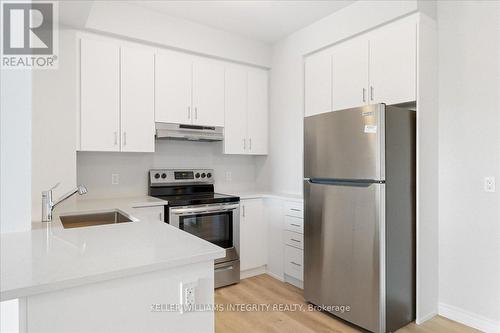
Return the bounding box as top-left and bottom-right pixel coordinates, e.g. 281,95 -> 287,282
304,104 -> 385,181
303,180 -> 385,333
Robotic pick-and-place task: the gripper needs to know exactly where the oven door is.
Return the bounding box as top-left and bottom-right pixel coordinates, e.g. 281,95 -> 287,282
169,203 -> 240,264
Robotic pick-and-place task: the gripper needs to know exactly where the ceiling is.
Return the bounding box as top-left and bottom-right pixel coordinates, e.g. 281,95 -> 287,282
128,1 -> 355,44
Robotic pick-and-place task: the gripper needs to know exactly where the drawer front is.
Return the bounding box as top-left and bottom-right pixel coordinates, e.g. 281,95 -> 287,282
284,245 -> 303,280
284,215 -> 303,234
284,230 -> 303,249
284,201 -> 303,218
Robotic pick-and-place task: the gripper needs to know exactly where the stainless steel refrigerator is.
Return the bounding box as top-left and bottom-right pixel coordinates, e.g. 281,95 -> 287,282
303,104 -> 416,333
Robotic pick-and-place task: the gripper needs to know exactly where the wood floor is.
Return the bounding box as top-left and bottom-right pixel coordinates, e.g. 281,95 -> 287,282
215,274 -> 479,333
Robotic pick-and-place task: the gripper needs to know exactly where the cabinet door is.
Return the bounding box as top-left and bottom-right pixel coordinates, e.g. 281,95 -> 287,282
247,69 -> 268,155
192,59 -> 225,127
332,37 -> 369,111
155,51 -> 192,124
224,65 -> 248,154
120,47 -> 155,152
80,39 -> 120,151
240,199 -> 267,271
369,18 -> 417,105
305,50 -> 332,117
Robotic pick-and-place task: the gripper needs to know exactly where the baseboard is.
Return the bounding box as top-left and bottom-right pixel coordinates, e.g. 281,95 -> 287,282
284,274 -> 303,289
439,302 -> 500,333
415,310 -> 438,325
265,271 -> 284,282
240,266 -> 266,279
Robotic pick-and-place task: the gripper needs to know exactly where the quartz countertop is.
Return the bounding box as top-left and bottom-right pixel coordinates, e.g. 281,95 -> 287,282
1,196 -> 225,301
229,191 -> 303,202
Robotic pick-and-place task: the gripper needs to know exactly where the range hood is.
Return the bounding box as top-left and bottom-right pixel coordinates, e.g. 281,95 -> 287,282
155,122 -> 224,142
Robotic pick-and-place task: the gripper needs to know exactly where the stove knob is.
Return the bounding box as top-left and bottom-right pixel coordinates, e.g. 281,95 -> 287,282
195,173 -> 200,178
161,173 -> 167,179
154,173 -> 160,179
207,173 -> 212,178
201,173 -> 206,178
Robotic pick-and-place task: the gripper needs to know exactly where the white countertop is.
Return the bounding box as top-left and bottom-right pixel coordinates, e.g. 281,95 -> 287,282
1,196 -> 226,301
231,191 -> 303,202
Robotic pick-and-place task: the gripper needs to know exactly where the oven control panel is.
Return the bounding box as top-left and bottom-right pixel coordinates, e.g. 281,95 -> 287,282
149,169 -> 214,185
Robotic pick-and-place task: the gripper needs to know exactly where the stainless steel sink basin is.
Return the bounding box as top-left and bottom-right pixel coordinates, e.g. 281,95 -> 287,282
60,210 -> 134,229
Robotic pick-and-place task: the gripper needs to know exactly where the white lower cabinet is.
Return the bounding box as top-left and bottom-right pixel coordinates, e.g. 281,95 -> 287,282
239,198 -> 267,271
132,205 -> 164,222
284,245 -> 304,281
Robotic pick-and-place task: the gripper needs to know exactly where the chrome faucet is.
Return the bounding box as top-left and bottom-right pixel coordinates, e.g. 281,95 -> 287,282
41,183 -> 88,222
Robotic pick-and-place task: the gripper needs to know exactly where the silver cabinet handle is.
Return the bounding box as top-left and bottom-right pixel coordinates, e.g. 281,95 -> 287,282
290,223 -> 301,227
242,205 -> 245,217
114,132 -> 118,145
290,208 -> 301,212
123,132 -> 127,146
290,239 -> 301,243
362,88 -> 366,102
370,86 -> 374,101
249,138 -> 252,150
194,107 -> 198,120
243,138 -> 246,150
159,212 -> 162,221
188,106 -> 191,119
290,261 -> 302,267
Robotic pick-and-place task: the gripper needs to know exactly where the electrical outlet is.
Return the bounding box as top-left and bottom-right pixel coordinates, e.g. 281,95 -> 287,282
484,176 -> 495,192
225,171 -> 232,182
111,173 -> 119,185
179,281 -> 197,314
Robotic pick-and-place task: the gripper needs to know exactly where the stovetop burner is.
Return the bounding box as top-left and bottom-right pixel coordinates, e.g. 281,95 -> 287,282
148,169 -> 239,207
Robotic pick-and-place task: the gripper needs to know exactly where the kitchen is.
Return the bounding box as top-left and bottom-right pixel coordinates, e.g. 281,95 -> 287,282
1,1 -> 499,333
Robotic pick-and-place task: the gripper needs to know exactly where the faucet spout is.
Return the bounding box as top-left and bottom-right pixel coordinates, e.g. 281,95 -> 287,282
42,184 -> 88,222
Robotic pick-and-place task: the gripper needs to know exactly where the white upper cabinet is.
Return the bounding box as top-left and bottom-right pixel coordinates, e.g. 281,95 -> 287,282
120,46 -> 155,152
192,59 -> 225,127
155,53 -> 225,127
305,16 -> 417,116
79,37 -> 155,153
369,18 -> 417,105
332,37 -> 369,111
224,65 -> 248,154
80,39 -> 120,151
247,69 -> 268,155
224,66 -> 269,155
155,51 -> 192,124
305,50 -> 332,116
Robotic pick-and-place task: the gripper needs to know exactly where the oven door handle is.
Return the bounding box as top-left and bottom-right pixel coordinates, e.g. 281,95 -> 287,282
170,203 -> 240,215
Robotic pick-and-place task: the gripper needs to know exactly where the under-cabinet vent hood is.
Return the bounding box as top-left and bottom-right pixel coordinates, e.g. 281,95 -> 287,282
155,123 -> 224,142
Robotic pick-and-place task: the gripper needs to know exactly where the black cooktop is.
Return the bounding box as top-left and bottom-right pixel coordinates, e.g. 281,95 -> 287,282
149,183 -> 239,207
152,192 -> 239,207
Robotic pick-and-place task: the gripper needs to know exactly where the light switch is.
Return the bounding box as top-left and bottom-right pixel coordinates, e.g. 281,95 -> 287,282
111,173 -> 119,185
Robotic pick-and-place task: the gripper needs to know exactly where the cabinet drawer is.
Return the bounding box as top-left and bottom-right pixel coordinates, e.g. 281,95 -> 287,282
284,201 -> 303,218
284,230 -> 303,249
284,215 -> 303,234
132,206 -> 164,222
284,245 -> 303,281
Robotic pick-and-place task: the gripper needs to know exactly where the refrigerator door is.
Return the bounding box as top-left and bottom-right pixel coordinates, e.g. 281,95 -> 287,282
303,179 -> 385,333
304,104 -> 385,181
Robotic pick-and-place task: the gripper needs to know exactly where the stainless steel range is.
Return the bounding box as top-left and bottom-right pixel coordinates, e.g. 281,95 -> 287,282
148,169 -> 240,288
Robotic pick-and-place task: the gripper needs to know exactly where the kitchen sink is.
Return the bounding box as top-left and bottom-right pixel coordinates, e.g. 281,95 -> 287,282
59,210 -> 134,229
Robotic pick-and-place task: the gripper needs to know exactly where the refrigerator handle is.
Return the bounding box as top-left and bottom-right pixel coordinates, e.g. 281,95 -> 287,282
305,178 -> 383,187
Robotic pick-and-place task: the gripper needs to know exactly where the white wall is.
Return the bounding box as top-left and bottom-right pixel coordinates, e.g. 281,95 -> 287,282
437,1 -> 500,331
31,29 -> 78,222
0,69 -> 32,233
84,1 -> 271,68
77,141 -> 264,199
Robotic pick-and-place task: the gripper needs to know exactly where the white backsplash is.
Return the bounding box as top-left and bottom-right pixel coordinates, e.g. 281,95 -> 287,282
77,140 -> 267,199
